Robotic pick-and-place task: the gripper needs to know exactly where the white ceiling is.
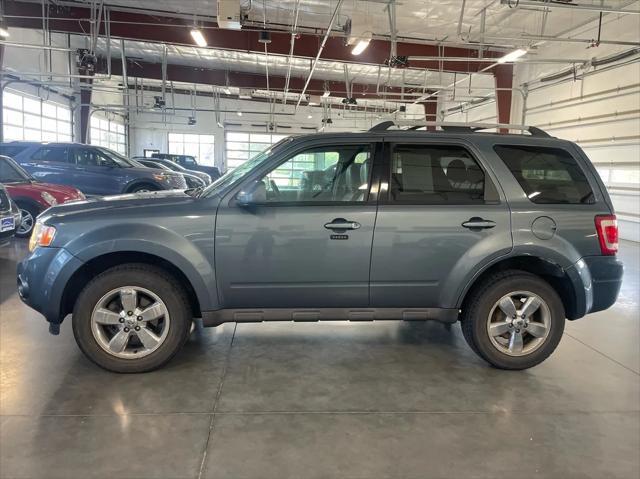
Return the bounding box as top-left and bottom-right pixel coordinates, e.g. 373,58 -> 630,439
61,0 -> 639,47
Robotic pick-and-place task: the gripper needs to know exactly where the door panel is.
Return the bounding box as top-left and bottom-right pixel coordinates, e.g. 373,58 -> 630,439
72,147 -> 121,195
216,205 -> 376,308
215,141 -> 379,309
370,141 -> 512,309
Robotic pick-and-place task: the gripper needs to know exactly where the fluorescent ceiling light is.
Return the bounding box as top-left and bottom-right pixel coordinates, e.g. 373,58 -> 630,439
222,87 -> 231,95
190,29 -> 207,47
307,115 -> 313,119
237,111 -> 242,116
0,27 -> 9,38
322,91 -> 330,98
351,39 -> 371,56
498,48 -> 527,63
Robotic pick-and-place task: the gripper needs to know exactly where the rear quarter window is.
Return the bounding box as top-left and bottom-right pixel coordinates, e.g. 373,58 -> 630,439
494,145 -> 595,204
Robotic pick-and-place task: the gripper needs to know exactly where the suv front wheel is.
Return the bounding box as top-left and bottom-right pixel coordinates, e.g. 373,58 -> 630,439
72,264 -> 192,373
461,270 -> 565,370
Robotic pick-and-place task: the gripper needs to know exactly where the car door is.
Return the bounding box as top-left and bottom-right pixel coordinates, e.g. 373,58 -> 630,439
22,145 -> 74,186
71,146 -> 121,195
369,138 -> 513,310
215,139 -> 381,309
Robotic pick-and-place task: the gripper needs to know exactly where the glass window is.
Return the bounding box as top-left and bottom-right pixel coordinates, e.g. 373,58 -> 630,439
168,133 -> 215,166
2,90 -> 71,142
254,144 -> 371,203
90,117 -> 127,155
0,158 -> 30,182
31,146 -> 70,163
494,145 -> 594,204
224,131 -> 291,172
390,145 -> 485,204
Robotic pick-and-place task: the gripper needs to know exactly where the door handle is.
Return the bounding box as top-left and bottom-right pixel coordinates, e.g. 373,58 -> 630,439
324,218 -> 361,231
462,217 -> 496,230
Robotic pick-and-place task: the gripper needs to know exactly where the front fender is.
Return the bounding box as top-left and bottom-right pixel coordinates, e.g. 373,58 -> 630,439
66,224 -> 218,311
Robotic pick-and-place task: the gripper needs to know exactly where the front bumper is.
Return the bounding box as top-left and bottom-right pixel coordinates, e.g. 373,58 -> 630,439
17,246 -> 84,327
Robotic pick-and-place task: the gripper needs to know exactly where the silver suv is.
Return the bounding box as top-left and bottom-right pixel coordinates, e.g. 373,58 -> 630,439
17,122 -> 623,373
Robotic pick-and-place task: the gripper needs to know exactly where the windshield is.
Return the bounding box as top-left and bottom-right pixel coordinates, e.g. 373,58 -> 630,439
0,156 -> 32,182
97,147 -> 137,167
200,138 -> 291,198
157,160 -> 184,172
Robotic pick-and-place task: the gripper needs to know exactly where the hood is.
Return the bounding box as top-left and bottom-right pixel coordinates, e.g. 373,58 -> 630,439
41,189 -> 195,221
15,181 -> 83,201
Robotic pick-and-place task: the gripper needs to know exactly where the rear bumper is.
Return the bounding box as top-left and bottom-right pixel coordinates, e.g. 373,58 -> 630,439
584,255 -> 624,314
566,255 -> 623,319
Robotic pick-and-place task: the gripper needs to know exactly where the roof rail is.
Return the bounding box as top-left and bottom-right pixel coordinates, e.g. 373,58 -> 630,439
369,120 -> 551,137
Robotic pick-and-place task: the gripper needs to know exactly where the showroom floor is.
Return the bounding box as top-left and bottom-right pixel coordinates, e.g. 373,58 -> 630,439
1,240 -> 638,479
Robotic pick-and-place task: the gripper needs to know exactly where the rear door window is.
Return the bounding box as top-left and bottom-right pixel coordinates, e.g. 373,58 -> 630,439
494,145 -> 594,204
389,144 -> 486,204
31,146 -> 71,163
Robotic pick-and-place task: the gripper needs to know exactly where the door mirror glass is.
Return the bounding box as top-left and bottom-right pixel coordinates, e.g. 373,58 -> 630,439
235,180 -> 267,206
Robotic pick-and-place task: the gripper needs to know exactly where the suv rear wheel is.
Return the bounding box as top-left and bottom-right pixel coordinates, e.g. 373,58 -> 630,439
72,264 -> 192,373
461,270 -> 565,370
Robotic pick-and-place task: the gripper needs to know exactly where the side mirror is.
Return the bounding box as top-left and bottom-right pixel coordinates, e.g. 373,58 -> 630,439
235,180 -> 266,206
235,189 -> 255,206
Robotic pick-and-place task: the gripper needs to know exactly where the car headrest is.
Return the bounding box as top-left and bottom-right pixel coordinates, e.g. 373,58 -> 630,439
446,159 -> 468,184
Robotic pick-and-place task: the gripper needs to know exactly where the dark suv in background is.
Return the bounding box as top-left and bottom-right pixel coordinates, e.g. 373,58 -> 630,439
16,123 -> 623,373
0,142 -> 187,195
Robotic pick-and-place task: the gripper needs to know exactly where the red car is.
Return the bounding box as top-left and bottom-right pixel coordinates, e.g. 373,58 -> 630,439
0,155 -> 85,237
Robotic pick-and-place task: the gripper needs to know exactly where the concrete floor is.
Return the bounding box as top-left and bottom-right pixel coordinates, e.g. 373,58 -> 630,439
0,239 -> 638,479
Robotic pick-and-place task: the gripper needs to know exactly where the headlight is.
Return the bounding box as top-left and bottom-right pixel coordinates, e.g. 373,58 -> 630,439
76,191 -> 86,200
40,191 -> 58,206
152,173 -> 167,182
29,221 -> 56,252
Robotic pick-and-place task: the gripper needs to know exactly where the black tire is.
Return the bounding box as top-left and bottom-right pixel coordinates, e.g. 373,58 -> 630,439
15,201 -> 40,238
129,183 -> 158,193
72,264 -> 192,373
461,270 -> 565,370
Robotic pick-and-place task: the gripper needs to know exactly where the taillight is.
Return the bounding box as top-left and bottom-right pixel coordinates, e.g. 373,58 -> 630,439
595,214 -> 618,256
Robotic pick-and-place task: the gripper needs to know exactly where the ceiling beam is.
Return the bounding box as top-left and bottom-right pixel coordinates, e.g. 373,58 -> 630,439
106,59 -> 435,102
6,1 -> 503,73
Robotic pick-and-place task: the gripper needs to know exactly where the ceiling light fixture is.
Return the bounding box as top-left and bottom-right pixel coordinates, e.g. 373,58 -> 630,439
222,87 -> 231,95
497,48 -> 527,63
237,111 -> 243,116
0,27 -> 9,38
190,28 -> 207,47
307,115 -> 313,119
351,38 -> 371,56
322,91 -> 331,98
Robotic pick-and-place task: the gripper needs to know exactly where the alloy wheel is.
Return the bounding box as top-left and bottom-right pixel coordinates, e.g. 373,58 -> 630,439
90,286 -> 171,359
17,209 -> 34,236
486,290 -> 551,357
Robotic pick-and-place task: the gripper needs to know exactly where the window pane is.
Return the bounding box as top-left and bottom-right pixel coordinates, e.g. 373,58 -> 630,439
25,114 -> 41,130
258,145 -> 371,203
57,106 -> 70,120
226,142 -> 249,151
168,133 -> 183,143
390,145 -> 485,204
494,145 -> 594,204
227,132 -> 249,142
24,128 -> 42,141
3,91 -> 22,110
42,117 -> 57,132
3,109 -> 23,126
23,97 -> 41,114
250,134 -> 272,143
42,103 -> 57,118
4,125 -> 24,141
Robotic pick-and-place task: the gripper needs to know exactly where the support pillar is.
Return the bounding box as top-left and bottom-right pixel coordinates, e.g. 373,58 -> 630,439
494,64 -> 514,131
78,68 -> 93,144
422,99 -> 438,130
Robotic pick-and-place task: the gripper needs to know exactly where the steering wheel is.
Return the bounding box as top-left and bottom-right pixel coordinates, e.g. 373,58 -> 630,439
269,179 -> 281,197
